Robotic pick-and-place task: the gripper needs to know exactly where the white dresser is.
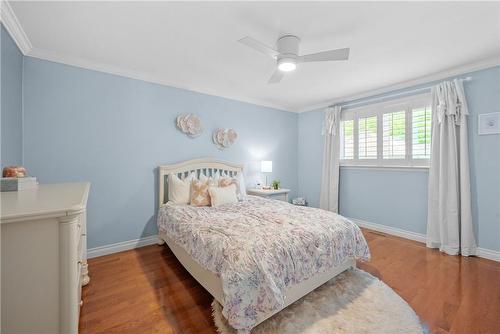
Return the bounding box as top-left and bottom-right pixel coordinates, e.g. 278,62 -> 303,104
1,182 -> 90,334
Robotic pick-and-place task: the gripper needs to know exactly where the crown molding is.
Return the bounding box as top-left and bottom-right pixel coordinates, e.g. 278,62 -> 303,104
299,56 -> 500,113
26,47 -> 296,113
0,0 -> 32,54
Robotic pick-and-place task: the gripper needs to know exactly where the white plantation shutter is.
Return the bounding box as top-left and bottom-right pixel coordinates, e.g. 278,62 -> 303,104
339,93 -> 432,167
340,120 -> 354,159
358,116 -> 377,159
412,106 -> 432,159
383,111 -> 406,159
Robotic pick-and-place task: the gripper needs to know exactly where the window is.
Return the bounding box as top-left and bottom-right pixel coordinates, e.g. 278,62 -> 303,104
412,106 -> 432,159
383,111 -> 406,159
358,116 -> 377,159
340,94 -> 431,167
340,120 -> 354,159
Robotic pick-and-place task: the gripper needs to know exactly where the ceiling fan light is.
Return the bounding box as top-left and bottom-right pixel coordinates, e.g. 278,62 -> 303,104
278,58 -> 297,72
278,62 -> 296,72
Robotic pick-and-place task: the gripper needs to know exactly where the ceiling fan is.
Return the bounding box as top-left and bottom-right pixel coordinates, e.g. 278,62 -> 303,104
238,35 -> 350,84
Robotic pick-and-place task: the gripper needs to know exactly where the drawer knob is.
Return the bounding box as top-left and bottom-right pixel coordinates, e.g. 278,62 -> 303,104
80,300 -> 83,306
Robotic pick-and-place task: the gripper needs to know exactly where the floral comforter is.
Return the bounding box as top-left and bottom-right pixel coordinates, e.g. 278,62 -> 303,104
157,196 -> 370,331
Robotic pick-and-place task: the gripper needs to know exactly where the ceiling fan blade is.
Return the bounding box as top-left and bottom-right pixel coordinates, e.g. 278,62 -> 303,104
298,48 -> 350,62
268,69 -> 284,84
238,36 -> 279,59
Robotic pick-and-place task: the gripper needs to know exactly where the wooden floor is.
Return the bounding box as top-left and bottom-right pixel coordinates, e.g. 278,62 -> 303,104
79,229 -> 500,334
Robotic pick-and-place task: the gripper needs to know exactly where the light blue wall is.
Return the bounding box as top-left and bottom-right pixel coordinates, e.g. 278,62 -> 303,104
297,109 -> 323,208
339,169 -> 429,234
1,25 -> 23,166
22,57 -> 298,248
298,66 -> 500,251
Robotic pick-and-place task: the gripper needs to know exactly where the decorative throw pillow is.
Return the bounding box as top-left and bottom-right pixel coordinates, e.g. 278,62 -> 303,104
219,175 -> 246,200
190,179 -> 211,206
219,176 -> 238,188
209,184 -> 238,207
168,172 -> 195,204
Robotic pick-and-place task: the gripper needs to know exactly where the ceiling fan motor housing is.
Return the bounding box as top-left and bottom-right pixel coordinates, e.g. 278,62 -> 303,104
277,35 -> 300,60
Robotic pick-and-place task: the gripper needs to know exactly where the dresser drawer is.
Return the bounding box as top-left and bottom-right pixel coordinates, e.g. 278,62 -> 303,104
76,260 -> 82,290
77,228 -> 84,261
268,193 -> 288,201
247,189 -> 290,202
73,215 -> 85,269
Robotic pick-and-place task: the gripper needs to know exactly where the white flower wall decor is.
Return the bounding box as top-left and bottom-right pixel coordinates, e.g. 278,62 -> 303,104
212,128 -> 238,149
176,114 -> 203,137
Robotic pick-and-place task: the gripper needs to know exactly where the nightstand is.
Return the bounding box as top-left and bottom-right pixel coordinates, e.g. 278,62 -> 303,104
247,188 -> 290,202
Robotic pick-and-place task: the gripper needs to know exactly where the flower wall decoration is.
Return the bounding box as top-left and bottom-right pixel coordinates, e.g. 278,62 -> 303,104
212,128 -> 238,149
176,114 -> 203,137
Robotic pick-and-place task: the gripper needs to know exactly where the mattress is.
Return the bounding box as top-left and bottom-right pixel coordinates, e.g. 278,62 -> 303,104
157,195 -> 370,331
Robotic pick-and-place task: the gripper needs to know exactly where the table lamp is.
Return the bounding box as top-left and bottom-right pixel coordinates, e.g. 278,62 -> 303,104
261,161 -> 272,189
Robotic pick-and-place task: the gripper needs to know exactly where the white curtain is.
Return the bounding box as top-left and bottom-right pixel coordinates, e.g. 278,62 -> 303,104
427,79 -> 476,256
320,105 -> 342,212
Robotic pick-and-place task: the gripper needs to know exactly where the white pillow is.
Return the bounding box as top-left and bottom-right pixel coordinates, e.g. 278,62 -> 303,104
168,172 -> 195,204
219,172 -> 247,200
209,184 -> 238,207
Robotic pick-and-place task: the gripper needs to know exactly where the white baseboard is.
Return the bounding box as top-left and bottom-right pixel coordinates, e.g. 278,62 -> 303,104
87,234 -> 159,258
349,217 -> 500,263
476,248 -> 500,262
350,218 -> 427,243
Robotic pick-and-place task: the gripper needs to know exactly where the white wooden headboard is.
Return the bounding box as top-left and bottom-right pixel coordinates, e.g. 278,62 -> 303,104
158,158 -> 244,206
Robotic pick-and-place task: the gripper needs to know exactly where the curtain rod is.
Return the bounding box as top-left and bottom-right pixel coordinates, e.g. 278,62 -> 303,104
330,76 -> 472,109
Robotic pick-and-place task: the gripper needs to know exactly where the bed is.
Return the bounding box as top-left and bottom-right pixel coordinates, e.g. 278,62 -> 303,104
156,158 -> 370,333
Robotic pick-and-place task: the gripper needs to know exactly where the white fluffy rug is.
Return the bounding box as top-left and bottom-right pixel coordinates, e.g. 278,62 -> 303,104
212,269 -> 425,334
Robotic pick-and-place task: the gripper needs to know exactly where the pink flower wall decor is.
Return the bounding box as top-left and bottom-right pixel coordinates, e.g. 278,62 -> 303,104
176,114 -> 203,138
212,128 -> 238,149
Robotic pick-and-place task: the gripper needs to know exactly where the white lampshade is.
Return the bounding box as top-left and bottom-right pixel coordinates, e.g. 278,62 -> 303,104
261,161 -> 273,173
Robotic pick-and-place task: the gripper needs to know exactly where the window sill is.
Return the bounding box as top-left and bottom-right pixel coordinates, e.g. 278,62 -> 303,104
340,165 -> 429,172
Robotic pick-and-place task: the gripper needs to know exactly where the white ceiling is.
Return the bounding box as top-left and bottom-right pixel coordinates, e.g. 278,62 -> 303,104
9,1 -> 500,112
